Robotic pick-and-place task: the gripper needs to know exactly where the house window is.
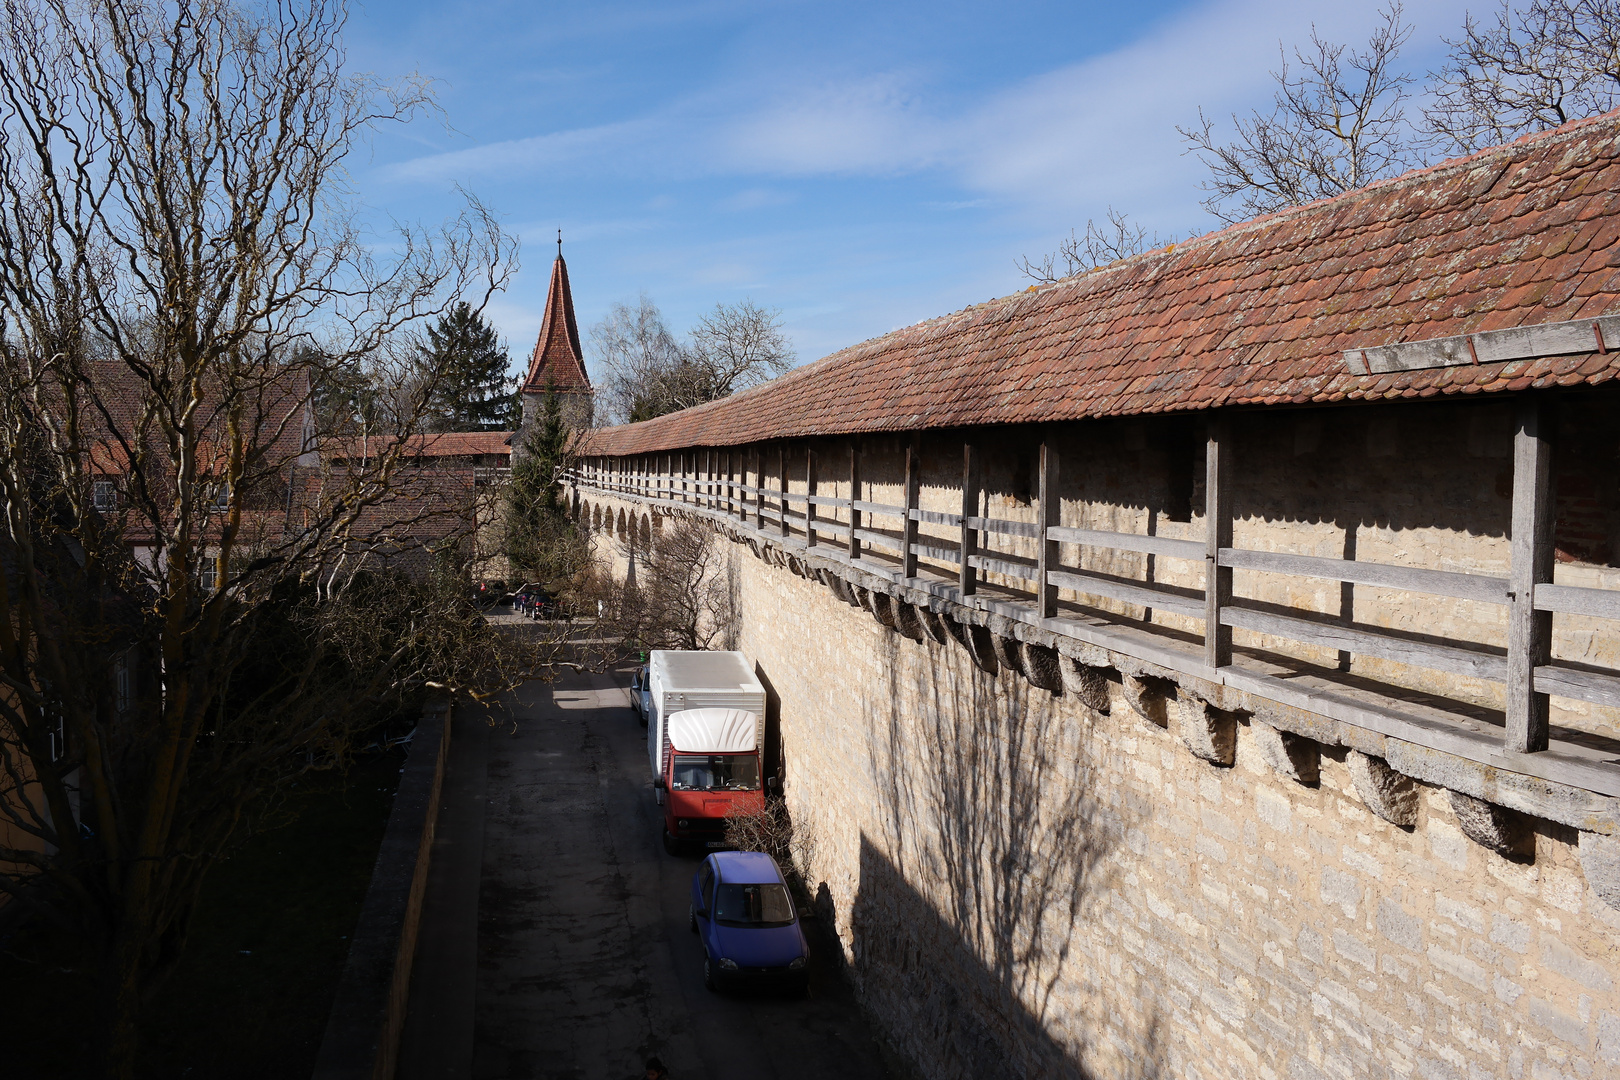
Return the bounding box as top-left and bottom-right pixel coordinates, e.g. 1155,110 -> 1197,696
199,556 -> 218,592
211,482 -> 231,509
93,479 -> 117,512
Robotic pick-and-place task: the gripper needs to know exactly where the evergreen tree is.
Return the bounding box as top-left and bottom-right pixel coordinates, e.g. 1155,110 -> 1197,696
506,384 -> 585,585
420,302 -> 517,431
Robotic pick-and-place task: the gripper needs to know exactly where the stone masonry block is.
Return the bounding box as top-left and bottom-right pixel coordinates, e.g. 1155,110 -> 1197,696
1020,642 -> 1063,693
1060,657 -> 1111,715
992,633 -> 1024,676
893,600 -> 927,643
1252,722 -> 1320,784
1578,830 -> 1620,911
1449,791 -> 1532,858
1347,751 -> 1419,828
1122,674 -> 1169,728
1176,695 -> 1236,767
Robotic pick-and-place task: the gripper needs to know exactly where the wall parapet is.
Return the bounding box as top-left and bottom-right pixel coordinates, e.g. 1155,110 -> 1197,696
569,425 -> 1620,906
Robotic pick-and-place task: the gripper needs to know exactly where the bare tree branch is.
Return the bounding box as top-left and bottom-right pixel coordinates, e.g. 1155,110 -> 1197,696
1426,0 -> 1620,154
1017,208 -> 1168,284
1179,3 -> 1419,223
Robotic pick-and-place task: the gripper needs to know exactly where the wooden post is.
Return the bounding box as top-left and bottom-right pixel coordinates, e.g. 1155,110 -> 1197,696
1204,418 -> 1233,669
902,439 -> 920,579
805,445 -> 819,548
960,442 -> 979,597
1037,438 -> 1060,619
848,442 -> 862,561
777,445 -> 789,538
753,448 -> 764,528
1508,398 -> 1555,753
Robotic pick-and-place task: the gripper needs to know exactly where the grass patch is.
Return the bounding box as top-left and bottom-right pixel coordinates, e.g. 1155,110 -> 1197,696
0,747 -> 405,1078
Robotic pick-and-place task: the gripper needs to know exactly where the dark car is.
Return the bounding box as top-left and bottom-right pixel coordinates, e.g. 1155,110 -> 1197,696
689,851 -> 809,995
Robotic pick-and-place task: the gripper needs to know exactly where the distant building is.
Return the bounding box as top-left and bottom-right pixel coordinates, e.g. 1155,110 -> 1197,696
517,241 -> 593,453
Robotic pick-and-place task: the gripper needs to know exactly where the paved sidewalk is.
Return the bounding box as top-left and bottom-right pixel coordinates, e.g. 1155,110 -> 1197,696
399,668 -> 892,1080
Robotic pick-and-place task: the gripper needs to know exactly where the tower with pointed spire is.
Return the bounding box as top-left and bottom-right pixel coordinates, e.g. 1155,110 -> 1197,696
517,233 -> 594,449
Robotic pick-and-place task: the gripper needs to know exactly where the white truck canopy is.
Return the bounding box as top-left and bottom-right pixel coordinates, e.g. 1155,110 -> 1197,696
646,650 -> 768,781
668,708 -> 759,754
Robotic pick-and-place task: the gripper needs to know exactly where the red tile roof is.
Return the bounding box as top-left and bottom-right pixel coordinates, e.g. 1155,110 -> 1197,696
521,254 -> 592,395
580,111 -> 1620,457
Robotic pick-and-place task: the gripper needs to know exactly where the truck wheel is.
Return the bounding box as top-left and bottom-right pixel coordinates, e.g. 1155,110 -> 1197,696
662,829 -> 680,856
703,956 -> 717,992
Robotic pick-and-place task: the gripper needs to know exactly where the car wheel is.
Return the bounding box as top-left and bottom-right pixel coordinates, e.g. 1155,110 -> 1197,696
703,956 -> 717,992
689,905 -> 698,933
662,829 -> 680,856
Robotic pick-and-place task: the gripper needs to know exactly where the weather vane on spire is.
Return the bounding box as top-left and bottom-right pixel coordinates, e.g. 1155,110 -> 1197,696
557,228 -> 562,257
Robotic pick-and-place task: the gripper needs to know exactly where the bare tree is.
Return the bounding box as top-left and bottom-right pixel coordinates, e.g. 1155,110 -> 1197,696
591,519 -> 736,651
681,299 -> 795,405
1017,208 -> 1167,284
590,297 -> 795,425
0,1 -> 528,1072
1426,0 -> 1620,154
1180,3 -> 1419,222
590,294 -> 685,425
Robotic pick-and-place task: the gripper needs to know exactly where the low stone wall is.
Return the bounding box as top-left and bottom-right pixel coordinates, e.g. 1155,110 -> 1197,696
311,703 -> 451,1080
584,488 -> 1620,1080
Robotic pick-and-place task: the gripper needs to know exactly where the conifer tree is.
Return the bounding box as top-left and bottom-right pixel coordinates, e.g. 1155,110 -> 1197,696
507,384 -> 585,585
421,301 -> 517,430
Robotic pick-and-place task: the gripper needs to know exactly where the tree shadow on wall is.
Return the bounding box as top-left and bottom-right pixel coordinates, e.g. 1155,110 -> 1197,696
847,633 -> 1166,1080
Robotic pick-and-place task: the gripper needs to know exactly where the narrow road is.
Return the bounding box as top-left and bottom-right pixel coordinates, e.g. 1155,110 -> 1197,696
399,667 -> 892,1080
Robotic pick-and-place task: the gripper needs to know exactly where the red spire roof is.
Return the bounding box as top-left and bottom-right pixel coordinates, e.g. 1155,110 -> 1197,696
522,253 -> 591,394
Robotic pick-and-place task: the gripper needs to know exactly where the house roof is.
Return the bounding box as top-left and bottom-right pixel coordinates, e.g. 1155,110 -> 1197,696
521,253 -> 592,395
579,110 -> 1620,457
325,430 -> 514,462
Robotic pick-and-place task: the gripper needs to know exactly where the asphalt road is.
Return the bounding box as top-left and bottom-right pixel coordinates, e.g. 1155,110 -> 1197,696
399,667 -> 893,1080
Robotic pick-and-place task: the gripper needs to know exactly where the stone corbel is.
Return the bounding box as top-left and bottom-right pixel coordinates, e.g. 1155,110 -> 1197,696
992,634 -> 1024,676
1020,642 -> 1063,693
1251,722 -> 1320,784
869,591 -> 900,630
893,600 -> 927,643
1060,657 -> 1111,714
1346,751 -> 1418,827
1121,674 -> 1170,728
1449,791 -> 1532,858
944,615 -> 998,675
917,607 -> 951,644
1578,831 -> 1620,911
1175,694 -> 1236,766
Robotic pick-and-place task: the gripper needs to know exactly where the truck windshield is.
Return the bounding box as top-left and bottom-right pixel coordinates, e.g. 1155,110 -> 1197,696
671,754 -> 759,791
713,882 -> 795,928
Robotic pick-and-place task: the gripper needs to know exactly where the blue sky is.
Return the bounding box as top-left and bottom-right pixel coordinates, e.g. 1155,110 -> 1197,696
347,0 -> 1478,381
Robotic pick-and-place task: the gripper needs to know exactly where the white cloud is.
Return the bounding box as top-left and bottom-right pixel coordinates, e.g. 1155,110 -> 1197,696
390,0 -> 1473,232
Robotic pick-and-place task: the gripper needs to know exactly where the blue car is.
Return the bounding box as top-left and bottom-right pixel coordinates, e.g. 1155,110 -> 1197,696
689,851 -> 809,994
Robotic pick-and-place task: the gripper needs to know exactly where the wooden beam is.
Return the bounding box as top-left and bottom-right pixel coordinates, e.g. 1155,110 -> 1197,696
1508,397 -> 1556,753
754,448 -> 764,528
1037,438 -> 1060,619
960,441 -> 979,596
1218,547 -> 1509,604
805,445 -> 819,548
1534,582 -> 1620,620
1205,418 -> 1233,668
848,442 -> 862,561
778,445 -> 789,538
902,439 -> 920,578
1048,526 -> 1204,562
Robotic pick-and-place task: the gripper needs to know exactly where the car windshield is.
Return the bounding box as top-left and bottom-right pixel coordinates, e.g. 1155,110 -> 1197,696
671,754 -> 759,791
713,882 -> 795,928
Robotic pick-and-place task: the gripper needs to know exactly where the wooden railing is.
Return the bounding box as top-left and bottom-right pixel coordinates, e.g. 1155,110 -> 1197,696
567,404 -> 1620,778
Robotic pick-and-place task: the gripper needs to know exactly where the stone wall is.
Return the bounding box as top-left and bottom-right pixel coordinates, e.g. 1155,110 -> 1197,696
578,485 -> 1620,1080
